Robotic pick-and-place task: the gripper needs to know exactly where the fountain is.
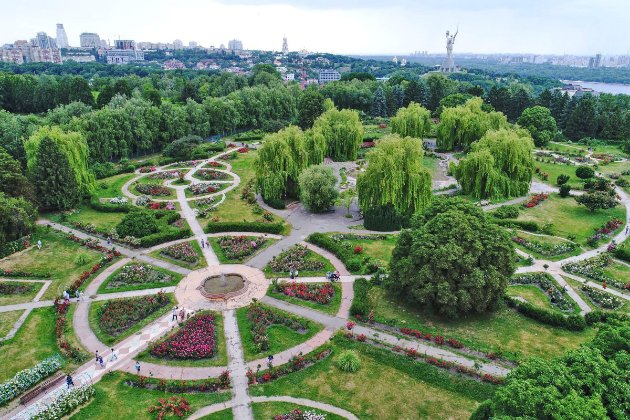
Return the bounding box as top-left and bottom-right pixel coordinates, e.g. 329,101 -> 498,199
199,272 -> 247,300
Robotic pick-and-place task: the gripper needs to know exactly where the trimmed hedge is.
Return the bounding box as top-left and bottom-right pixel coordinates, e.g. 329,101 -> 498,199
264,198 -> 286,210
88,198 -> 130,213
139,228 -> 192,248
504,296 -> 586,331
492,218 -> 540,232
205,221 -> 284,234
585,310 -> 629,325
350,277 -> 371,317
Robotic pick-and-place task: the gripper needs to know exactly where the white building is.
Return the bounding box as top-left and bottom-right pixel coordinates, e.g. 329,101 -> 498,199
106,49 -> 144,64
283,73 -> 295,82
80,33 -> 101,48
173,39 -> 183,50
318,69 -> 340,84
56,24 -> 69,48
228,39 -> 243,51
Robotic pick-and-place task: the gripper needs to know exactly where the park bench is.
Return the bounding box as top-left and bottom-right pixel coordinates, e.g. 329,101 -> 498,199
19,371 -> 65,405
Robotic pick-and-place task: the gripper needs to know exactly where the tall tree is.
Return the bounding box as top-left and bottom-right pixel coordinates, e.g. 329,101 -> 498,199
298,164 -> 339,213
391,102 -> 431,139
297,87 -> 325,130
517,105 -> 557,147
0,147 -> 34,201
371,85 -> 388,117
564,94 -> 598,140
0,193 -> 37,246
312,106 -> 364,161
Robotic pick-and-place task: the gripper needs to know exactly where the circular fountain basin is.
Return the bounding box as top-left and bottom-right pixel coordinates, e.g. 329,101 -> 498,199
202,273 -> 246,297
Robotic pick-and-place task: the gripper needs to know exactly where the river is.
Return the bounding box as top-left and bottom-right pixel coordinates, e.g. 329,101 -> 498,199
561,80 -> 630,95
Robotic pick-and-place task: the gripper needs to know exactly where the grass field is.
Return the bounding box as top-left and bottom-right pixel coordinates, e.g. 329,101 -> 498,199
602,260 -> 630,287
0,228 -> 104,300
136,312 -> 227,367
251,402 -> 346,420
532,160 -> 583,189
0,281 -> 42,305
517,193 -> 626,245
59,205 -> 126,232
0,310 -> 22,338
267,282 -> 342,316
88,294 -> 175,346
148,240 -> 208,270
97,263 -> 183,294
369,286 -> 595,359
506,285 -> 557,311
250,335 -> 494,419
93,173 -> 136,199
70,371 -> 231,420
327,233 -> 398,267
236,305 -> 324,362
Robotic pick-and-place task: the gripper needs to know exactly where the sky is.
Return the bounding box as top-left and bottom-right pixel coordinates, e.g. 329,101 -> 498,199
1,0 -> 629,55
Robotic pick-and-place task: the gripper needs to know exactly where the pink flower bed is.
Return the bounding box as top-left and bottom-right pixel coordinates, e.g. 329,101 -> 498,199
276,282 -> 335,304
150,313 -> 217,359
523,193 -> 548,208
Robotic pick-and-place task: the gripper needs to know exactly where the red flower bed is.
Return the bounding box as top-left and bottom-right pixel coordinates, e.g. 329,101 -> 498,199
523,193 -> 548,208
136,183 -> 172,196
98,292 -> 170,337
361,141 -> 375,149
353,245 -> 363,254
196,169 -> 228,181
217,236 -> 266,260
150,313 -> 217,359
148,396 -> 191,419
207,161 -> 222,167
139,166 -> 156,173
237,147 -> 249,153
596,218 -> 624,235
275,281 -> 335,305
399,327 -> 464,349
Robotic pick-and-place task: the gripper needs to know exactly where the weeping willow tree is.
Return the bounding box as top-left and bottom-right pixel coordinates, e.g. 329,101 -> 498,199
313,106 -> 363,161
25,125 -> 95,195
391,102 -> 432,139
454,128 -> 534,199
357,135 -> 432,230
436,97 -> 508,151
255,125 -> 311,201
304,128 -> 326,165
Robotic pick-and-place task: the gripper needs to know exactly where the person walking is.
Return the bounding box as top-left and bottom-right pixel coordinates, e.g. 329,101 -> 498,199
206,239 -> 210,249
135,361 -> 141,374
110,348 -> 118,362
201,239 -> 205,248
37,240 -> 42,250
75,290 -> 80,302
172,306 -> 178,322
66,374 -> 74,389
294,269 -> 299,278
98,355 -> 105,368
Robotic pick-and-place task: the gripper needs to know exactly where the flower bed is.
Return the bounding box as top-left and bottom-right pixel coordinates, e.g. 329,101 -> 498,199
161,243 -> 199,264
148,201 -> 176,211
587,218 -> 625,245
195,169 -> 228,180
0,354 -> 63,405
399,328 -> 464,349
148,170 -> 181,179
581,285 -> 623,309
150,313 -> 218,360
108,196 -> 128,205
247,348 -> 332,385
511,236 -> 576,257
188,183 -> 219,195
0,282 -> 36,295
147,396 -> 191,419
562,255 -> 629,290
509,273 -> 574,311
267,244 -> 325,273
30,385 -> 95,420
206,161 -> 222,168
274,409 -> 326,420
247,304 -> 310,352
0,269 -> 50,278
106,263 -> 172,289
139,166 -> 156,173
53,299 -> 85,362
523,193 -> 548,208
126,371 -> 230,393
135,183 -> 172,196
273,281 -> 335,305
97,292 -> 170,337
217,236 -> 265,260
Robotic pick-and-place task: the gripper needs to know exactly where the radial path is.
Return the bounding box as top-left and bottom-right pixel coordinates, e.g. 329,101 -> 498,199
223,309 -> 254,419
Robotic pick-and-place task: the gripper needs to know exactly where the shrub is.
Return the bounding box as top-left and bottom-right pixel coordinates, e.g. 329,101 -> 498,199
336,350 -> 361,372
147,396 -> 191,419
0,355 -> 64,405
556,174 -> 570,186
363,204 -> 407,231
585,310 -> 629,325
205,221 -> 284,234
264,197 -> 286,209
470,399 -> 494,420
350,278 -> 371,316
298,164 -> 339,213
559,184 -> 571,197
491,219 -> 540,232
575,166 -> 594,179
162,135 -> 203,161
116,210 -> 159,238
89,197 -> 130,213
139,228 -> 192,248
504,296 -> 586,331
492,205 -> 520,219
30,385 -> 95,419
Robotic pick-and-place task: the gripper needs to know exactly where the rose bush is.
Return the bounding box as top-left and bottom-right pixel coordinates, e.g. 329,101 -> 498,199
188,183 -> 219,195
273,281 -> 335,305
162,243 -> 198,264
97,292 -> 170,337
30,385 -> 95,420
195,169 -> 228,180
268,244 -> 325,273
217,236 -> 266,260
106,264 -> 172,289
150,313 -> 217,359
135,183 -> 172,196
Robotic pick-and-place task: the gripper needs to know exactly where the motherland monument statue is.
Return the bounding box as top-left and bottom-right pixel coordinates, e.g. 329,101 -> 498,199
441,27 -> 458,73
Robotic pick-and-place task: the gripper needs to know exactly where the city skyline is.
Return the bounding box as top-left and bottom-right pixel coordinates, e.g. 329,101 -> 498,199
1,0 -> 629,55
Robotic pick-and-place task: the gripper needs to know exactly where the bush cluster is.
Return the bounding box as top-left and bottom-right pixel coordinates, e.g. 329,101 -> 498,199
504,296 -> 586,331
350,278 -> 371,317
205,221 -> 284,234
491,205 -> 520,219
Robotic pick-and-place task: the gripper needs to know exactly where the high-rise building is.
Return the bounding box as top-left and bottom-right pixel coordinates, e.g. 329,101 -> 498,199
282,36 -> 288,54
56,24 -> 69,48
35,32 -> 55,49
80,32 -> 101,48
114,39 -> 136,50
318,69 -> 341,84
173,39 -> 183,50
228,39 -> 243,51
189,41 -> 198,49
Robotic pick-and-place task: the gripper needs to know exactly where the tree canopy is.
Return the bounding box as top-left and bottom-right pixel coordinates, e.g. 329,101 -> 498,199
575,191 -> 619,212
357,134 -> 432,229
390,102 -> 432,139
387,197 -> 516,318
454,128 -> 535,199
517,105 -> 558,147
0,193 -> 37,246
436,97 -> 508,151
312,106 -> 364,161
297,86 -> 325,130
298,164 -> 339,213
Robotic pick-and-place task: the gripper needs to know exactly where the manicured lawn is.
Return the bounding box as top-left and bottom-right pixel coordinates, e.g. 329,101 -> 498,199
0,310 -> 22,338
88,293 -> 175,346
546,142 -> 588,156
422,155 -> 440,179
263,249 -> 335,278
596,160 -> 630,176
532,160 -> 583,189
506,285 -> 557,311
148,240 -> 208,270
93,173 -> 136,199
0,227 -> 103,300
328,233 -> 398,267
369,287 -> 595,359
267,282 -> 342,316
70,371 -> 231,420
250,335 -> 494,419
97,263 -> 183,294
58,205 -> 126,231
136,312 -> 227,367
201,409 -> 233,419
602,260 -> 630,287
511,230 -> 582,261
0,308 -> 61,382
251,402 -> 346,420
209,236 -> 277,264
517,193 -> 626,246
236,305 -> 324,362
0,281 -> 42,305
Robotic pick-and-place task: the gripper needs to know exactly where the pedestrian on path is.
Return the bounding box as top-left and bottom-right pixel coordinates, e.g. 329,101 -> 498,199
172,306 -> 178,321
135,361 -> 141,374
110,348 -> 118,362
294,269 -> 299,278
98,355 -> 105,368
75,290 -> 80,302
107,237 -> 111,245
37,240 -> 42,250
626,226 -> 629,234
206,239 -> 210,248
201,239 -> 205,248
66,374 -> 74,389
179,308 -> 185,322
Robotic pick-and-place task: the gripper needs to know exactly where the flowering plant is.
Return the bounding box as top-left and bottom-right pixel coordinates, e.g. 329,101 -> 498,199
273,409 -> 325,420
0,355 -> 63,405
109,196 -> 129,205
148,170 -> 181,179
139,166 -> 157,173
136,183 -> 172,196
581,285 -> 623,309
195,169 -> 228,180
509,273 -> 574,311
106,263 -> 172,289
247,304 -> 309,352
150,313 -> 218,359
511,236 -> 576,257
97,292 -> 170,337
274,281 -> 335,305
30,385 -> 95,420
268,244 -> 325,273
162,243 -> 199,264
523,193 -> 548,208
217,235 -> 266,260
188,183 -> 219,195
147,396 -> 191,419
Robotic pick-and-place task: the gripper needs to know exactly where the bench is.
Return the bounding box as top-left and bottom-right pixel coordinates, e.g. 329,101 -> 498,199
19,371 -> 65,405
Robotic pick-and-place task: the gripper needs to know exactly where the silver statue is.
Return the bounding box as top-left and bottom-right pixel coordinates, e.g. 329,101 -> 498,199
441,28 -> 458,73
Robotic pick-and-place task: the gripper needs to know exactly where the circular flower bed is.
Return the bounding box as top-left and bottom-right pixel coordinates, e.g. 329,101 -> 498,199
148,170 -> 182,179
195,169 -> 228,180
268,244 -> 325,273
106,263 -> 172,289
150,313 -> 218,359
135,183 -> 172,196
188,183 -> 220,195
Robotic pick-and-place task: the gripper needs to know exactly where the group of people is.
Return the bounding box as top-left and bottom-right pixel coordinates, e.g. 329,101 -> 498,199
326,271 -> 341,282
94,348 -> 119,369
289,268 -> 299,279
62,289 -> 82,304
200,238 -> 210,249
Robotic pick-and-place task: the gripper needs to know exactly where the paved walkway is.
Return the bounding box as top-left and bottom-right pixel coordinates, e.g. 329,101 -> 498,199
223,309 -> 254,419
0,279 -> 51,341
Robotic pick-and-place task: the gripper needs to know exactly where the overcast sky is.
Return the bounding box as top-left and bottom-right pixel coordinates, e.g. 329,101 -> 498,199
2,0 -> 629,55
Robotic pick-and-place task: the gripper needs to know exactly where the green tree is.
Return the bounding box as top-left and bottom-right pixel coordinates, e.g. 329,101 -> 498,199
162,135 -> 203,161
116,210 -> 159,238
337,187 -> 356,216
313,107 -> 364,161
297,87 -> 325,130
0,193 -> 37,245
357,134 -> 432,229
454,128 -> 534,199
387,197 -> 515,318
436,93 -> 473,116
576,166 -> 595,179
0,147 -> 34,201
575,191 -> 619,212
517,105 -> 558,147
298,164 -> 339,213
564,94 -> 598,140
557,174 -> 570,186
390,102 -> 431,139
29,136 -> 81,210
371,85 -> 388,117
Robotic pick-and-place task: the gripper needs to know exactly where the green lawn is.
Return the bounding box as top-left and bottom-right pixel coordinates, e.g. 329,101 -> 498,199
596,160 -> 630,176
0,281 -> 42,305
511,230 -> 582,261
602,260 -> 630,287
532,160 -> 583,189
70,371 -> 231,420
136,311 -> 227,367
369,286 -> 595,360
250,335 -> 494,420
327,233 -> 398,268
236,305 -> 324,362
97,263 -> 183,294
0,310 -> 22,338
0,227 -> 104,300
506,285 -> 557,311
93,173 -> 136,199
546,142 -> 588,156
251,402 -> 346,420
267,282 -> 342,316
58,205 -> 126,232
263,249 -> 335,278
148,240 -> 208,270
422,155 -> 440,179
208,236 -> 277,264
88,294 -> 175,346
517,193 -> 626,246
